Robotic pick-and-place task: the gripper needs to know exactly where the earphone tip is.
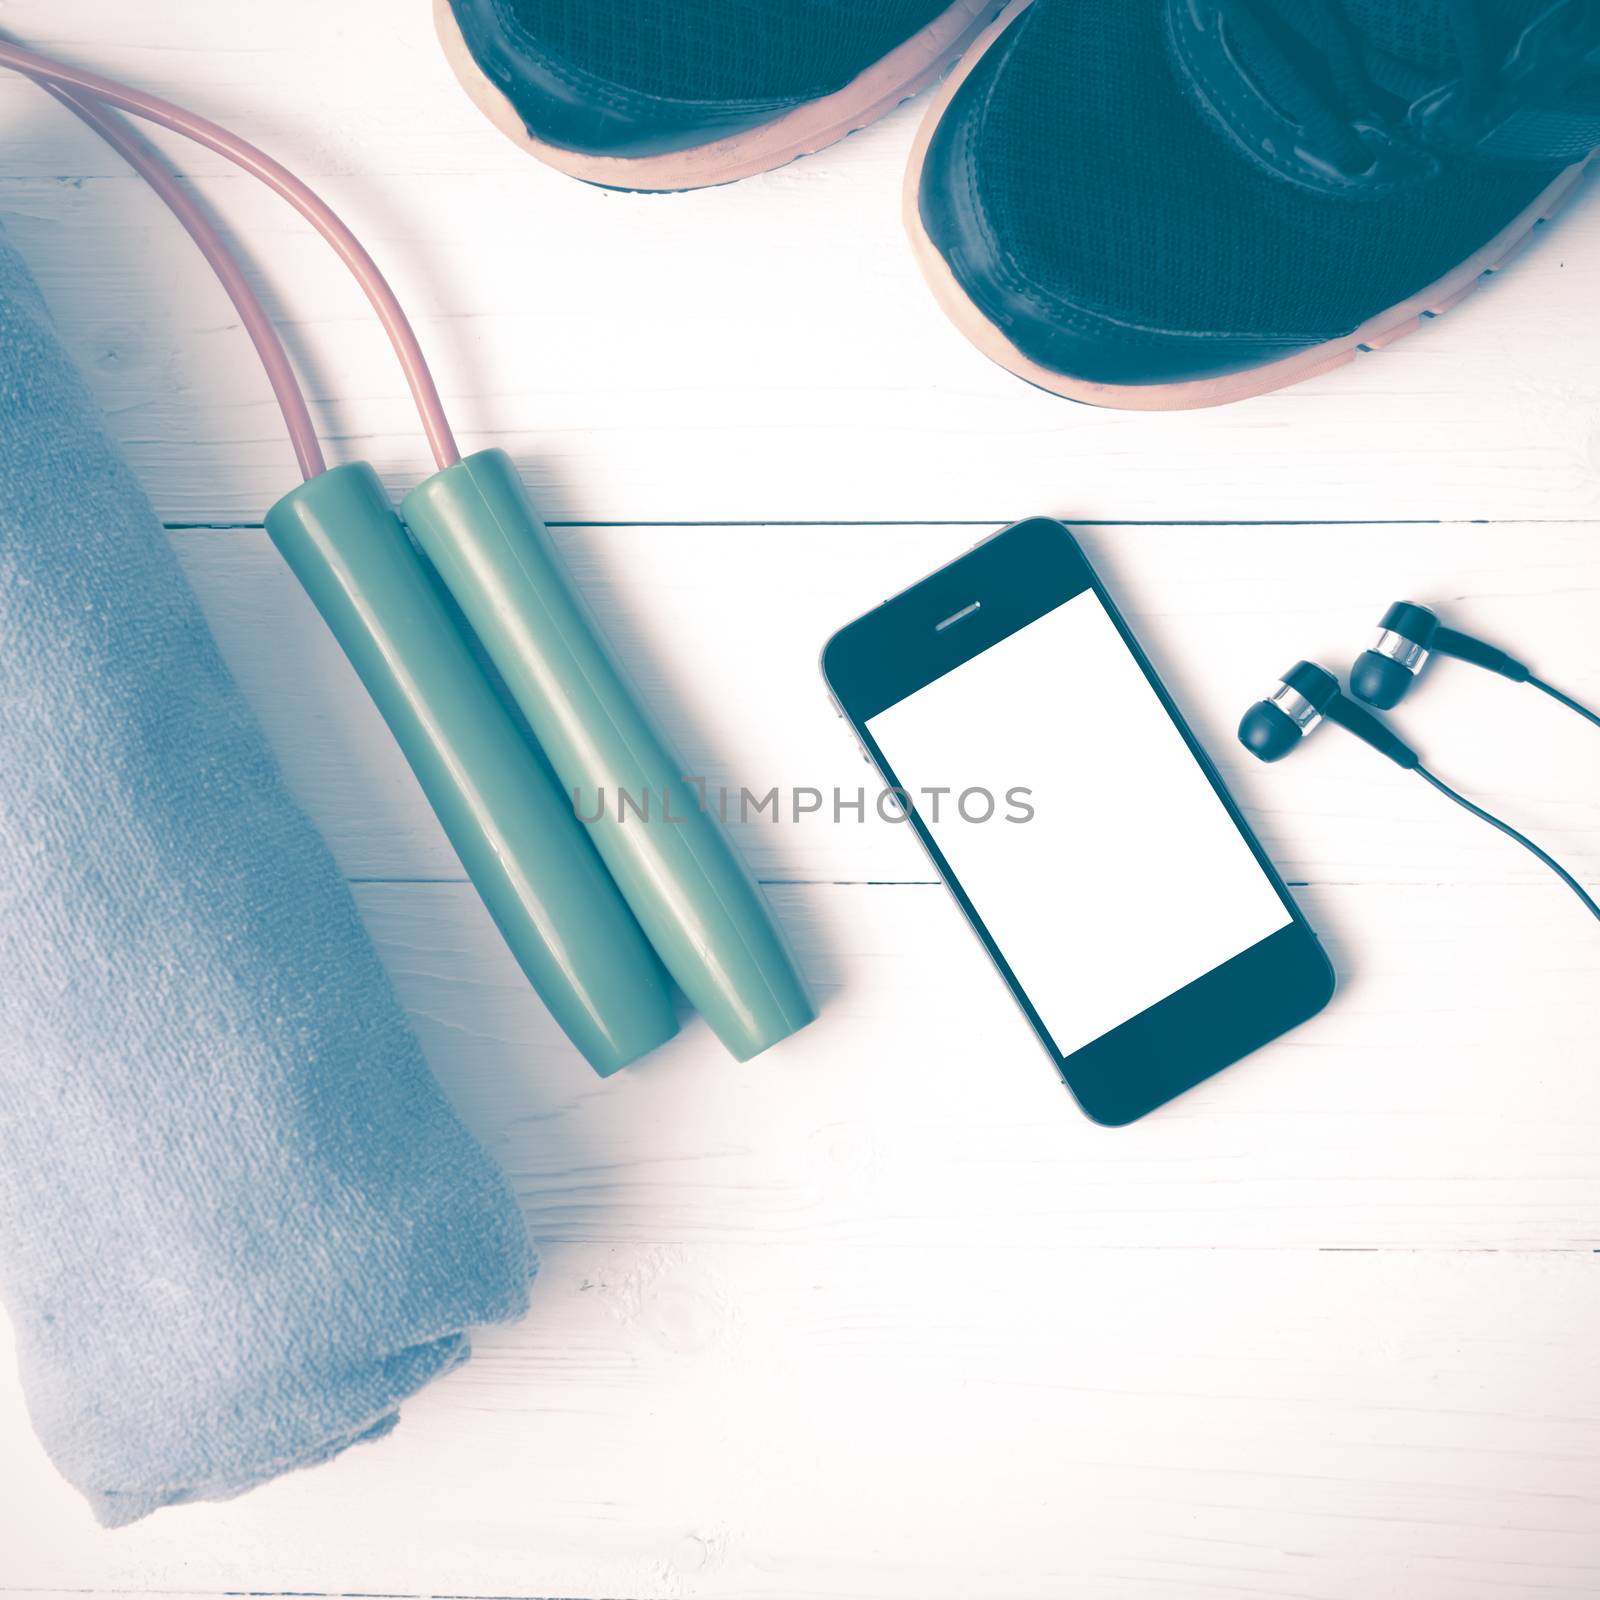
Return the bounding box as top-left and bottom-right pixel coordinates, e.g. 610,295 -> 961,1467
1349,650 -> 1410,709
1237,701 -> 1300,762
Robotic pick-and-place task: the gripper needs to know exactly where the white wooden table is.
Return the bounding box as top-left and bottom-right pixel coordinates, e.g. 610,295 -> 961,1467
3,5 -> 1598,1596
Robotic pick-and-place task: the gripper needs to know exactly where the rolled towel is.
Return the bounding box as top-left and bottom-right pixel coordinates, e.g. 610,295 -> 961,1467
0,228 -> 533,1525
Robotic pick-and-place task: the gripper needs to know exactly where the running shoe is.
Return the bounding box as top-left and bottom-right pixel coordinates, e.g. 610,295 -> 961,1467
440,0 -> 1005,190
908,0 -> 1600,407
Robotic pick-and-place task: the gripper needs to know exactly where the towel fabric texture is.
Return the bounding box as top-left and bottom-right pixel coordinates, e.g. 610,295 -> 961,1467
0,229 -> 534,1526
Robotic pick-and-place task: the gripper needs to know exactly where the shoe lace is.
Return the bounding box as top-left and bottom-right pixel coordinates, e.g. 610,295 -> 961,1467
1215,0 -> 1600,172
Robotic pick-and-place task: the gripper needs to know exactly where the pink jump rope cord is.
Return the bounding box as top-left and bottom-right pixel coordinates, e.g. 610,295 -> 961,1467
0,37 -> 459,476
38,82 -> 328,481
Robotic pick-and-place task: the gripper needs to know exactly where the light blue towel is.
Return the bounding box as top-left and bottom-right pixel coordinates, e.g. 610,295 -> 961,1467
0,229 -> 534,1526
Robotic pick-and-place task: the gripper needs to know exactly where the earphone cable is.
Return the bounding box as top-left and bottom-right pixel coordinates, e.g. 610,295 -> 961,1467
1526,674 -> 1600,730
40,82 -> 327,482
1414,765 -> 1600,922
0,37 -> 460,472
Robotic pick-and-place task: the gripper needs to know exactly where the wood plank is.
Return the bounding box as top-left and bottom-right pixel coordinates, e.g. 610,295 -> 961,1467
3,1245 -> 1596,1598
171,522 -> 1600,889
1,0 -> 1597,525
343,877 -> 1600,1253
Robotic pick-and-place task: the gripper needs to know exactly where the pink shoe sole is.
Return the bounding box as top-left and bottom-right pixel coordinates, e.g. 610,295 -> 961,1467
904,0 -> 1596,410
437,0 -> 1006,192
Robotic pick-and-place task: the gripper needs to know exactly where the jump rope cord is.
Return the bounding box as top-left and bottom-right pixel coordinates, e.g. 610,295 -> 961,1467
1528,673 -> 1600,730
1414,766 -> 1600,922
38,81 -> 327,481
0,37 -> 459,475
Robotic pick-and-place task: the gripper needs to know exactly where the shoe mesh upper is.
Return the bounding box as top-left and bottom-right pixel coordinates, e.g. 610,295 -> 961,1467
971,0 -> 1560,337
1342,0 -> 1459,72
485,0 -> 960,103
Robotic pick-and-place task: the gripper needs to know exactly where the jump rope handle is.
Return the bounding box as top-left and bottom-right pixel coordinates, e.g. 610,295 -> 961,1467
266,463 -> 681,1075
404,451 -> 817,1061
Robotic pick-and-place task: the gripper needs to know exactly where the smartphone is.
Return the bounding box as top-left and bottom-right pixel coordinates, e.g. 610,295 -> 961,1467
821,518 -> 1334,1124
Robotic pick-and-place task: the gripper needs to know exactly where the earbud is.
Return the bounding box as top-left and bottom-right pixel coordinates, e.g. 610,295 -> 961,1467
1238,661 -> 1420,768
1350,601 -> 1529,709
1239,660 -> 1600,925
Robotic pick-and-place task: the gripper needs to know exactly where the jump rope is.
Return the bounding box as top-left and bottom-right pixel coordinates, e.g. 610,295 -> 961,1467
0,37 -> 816,1075
3,35 -> 1593,1052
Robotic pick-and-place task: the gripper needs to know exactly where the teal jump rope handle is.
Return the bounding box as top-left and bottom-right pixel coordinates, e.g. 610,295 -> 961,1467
265,462 -> 679,1076
403,450 -> 817,1062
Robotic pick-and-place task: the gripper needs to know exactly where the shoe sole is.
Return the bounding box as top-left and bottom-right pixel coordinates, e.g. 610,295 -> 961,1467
904,0 -> 1596,409
436,0 -> 1006,192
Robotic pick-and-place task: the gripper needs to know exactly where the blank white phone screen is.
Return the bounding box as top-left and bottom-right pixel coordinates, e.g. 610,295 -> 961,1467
865,590 -> 1292,1059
